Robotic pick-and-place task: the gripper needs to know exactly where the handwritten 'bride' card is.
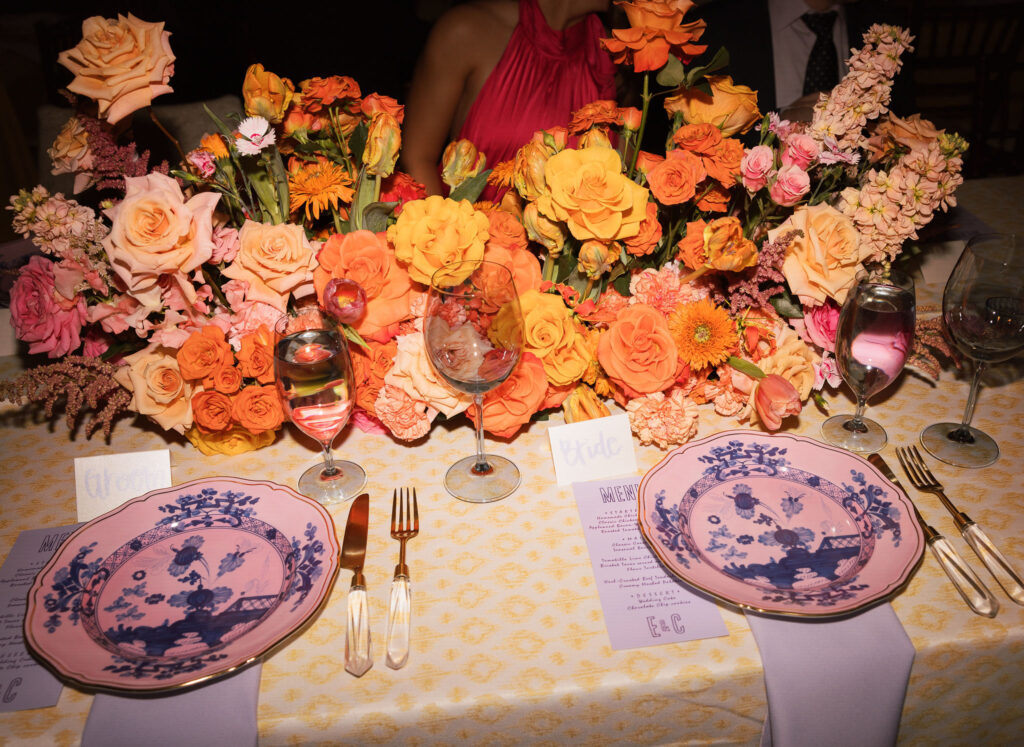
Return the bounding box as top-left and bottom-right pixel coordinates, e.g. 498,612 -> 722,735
573,476 -> 727,650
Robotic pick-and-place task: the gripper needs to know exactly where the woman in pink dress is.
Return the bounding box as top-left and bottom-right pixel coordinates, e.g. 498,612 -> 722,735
401,0 -> 615,198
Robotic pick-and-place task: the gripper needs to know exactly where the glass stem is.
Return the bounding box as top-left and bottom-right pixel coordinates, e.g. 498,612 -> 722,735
321,443 -> 340,477
472,393 -> 492,475
844,393 -> 869,433
949,361 -> 987,443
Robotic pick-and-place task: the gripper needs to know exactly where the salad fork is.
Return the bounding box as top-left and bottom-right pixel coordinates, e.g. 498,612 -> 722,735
896,445 -> 1024,605
386,487 -> 419,669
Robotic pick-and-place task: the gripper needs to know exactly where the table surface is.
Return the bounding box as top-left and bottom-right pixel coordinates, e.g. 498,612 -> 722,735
1,176 -> 1023,746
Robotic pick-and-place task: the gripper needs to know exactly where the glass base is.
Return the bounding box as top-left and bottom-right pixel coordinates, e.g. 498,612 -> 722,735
444,454 -> 520,503
297,460 -> 366,506
920,423 -> 999,468
820,413 -> 887,453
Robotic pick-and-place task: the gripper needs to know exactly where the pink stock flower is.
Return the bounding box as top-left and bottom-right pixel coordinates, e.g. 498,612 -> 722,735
769,164 -> 810,207
781,133 -> 820,170
740,145 -> 775,192
10,256 -> 87,357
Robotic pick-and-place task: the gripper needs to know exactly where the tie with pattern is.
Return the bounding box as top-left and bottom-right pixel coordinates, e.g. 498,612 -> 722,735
801,10 -> 839,96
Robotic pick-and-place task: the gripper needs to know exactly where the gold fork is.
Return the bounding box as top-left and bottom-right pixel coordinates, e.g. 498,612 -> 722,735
386,487 -> 419,669
896,445 -> 1024,605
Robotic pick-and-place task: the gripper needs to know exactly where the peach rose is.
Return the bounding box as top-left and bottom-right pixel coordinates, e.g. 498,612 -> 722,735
102,173 -> 219,311
623,201 -> 663,257
185,427 -> 276,456
597,303 -> 678,396
664,75 -> 761,137
387,195 -> 490,285
192,390 -> 234,433
493,289 -> 590,386
466,352 -> 547,438
314,230 -> 415,342
113,343 -> 198,433
48,117 -> 97,193
767,203 -> 869,305
236,325 -> 275,384
482,243 -> 543,296
751,374 -> 802,431
537,147 -> 650,241
385,332 -> 471,418
647,149 -> 706,205
58,14 -> 175,124
242,64 -> 294,123
759,326 -> 820,400
231,384 -> 284,434
177,326 -> 234,384
222,220 -> 317,311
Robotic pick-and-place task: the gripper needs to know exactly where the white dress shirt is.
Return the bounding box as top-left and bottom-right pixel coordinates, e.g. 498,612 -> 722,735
769,0 -> 850,109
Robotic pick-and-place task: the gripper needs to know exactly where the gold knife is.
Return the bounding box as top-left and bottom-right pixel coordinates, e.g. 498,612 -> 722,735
868,454 -> 999,618
340,493 -> 372,676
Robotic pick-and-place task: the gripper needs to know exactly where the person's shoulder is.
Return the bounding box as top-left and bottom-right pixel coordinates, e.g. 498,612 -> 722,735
429,0 -> 519,45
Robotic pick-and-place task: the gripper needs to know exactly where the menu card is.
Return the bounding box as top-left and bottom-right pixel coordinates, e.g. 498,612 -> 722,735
573,477 -> 727,650
0,524 -> 82,711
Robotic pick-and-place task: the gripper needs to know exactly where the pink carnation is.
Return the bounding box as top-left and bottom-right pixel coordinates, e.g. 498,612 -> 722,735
625,388 -> 700,449
740,145 -> 775,192
374,384 -> 434,441
10,256 -> 87,357
769,164 -> 810,207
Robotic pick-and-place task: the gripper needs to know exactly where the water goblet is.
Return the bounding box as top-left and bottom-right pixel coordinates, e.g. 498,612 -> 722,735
424,261 -> 524,503
921,233 -> 1024,468
274,306 -> 366,505
821,269 -> 916,453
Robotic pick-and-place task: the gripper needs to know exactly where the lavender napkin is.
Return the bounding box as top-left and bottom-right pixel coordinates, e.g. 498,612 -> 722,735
747,604 -> 914,747
82,662 -> 262,747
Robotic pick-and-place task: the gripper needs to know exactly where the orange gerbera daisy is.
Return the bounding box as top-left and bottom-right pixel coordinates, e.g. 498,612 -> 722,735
288,157 -> 354,221
668,298 -> 738,371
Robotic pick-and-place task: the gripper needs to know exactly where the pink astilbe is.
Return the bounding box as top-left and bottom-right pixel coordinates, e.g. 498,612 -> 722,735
79,114 -> 169,191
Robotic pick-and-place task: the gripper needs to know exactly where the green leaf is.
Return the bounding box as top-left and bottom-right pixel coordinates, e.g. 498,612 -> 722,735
343,324 -> 370,350
655,55 -> 685,88
682,47 -> 730,89
770,289 -> 804,319
726,355 -> 765,380
361,201 -> 399,233
449,169 -> 492,203
348,122 -> 368,165
612,271 -> 632,296
349,167 -> 377,231
203,104 -> 237,142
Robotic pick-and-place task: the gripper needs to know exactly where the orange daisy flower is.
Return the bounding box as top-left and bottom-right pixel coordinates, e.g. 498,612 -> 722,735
288,157 -> 354,221
668,298 -> 738,371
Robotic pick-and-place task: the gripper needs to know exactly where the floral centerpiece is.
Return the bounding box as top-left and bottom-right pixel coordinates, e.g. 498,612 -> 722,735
2,3 -> 964,455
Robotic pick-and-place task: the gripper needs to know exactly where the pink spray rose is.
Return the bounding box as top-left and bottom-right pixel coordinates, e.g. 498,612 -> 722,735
800,300 -> 841,352
781,133 -> 820,170
740,145 -> 776,192
10,256 -> 87,357
769,164 -> 810,207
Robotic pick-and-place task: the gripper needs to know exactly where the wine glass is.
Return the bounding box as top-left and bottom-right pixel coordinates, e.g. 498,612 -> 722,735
821,269 -> 916,453
921,233 -> 1024,468
424,260 -> 524,503
273,307 -> 366,505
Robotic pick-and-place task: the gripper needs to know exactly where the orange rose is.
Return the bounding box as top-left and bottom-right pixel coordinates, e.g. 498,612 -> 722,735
178,327 -> 234,384
665,75 -> 761,137
647,149 -> 706,206
299,75 -> 361,113
601,0 -> 707,72
569,100 -> 621,134
192,390 -> 234,433
222,220 -> 317,311
623,202 -> 663,257
485,209 -> 528,252
242,63 -> 294,123
387,196 -> 489,286
57,14 -> 174,124
113,343 -> 198,433
212,365 -> 243,394
696,183 -> 731,213
483,243 -> 542,296
597,303 -> 678,397
672,123 -> 722,154
231,384 -> 284,434
703,138 -> 744,188
314,229 -> 415,342
352,339 -> 398,414
467,352 -> 547,438
237,325 -> 275,384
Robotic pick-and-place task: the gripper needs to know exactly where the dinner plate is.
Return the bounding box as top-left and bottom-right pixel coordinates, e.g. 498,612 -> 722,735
24,477 -> 340,692
638,431 -> 925,618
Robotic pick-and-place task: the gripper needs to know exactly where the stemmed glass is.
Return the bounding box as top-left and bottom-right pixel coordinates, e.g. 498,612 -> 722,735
424,260 -> 524,503
821,269 -> 916,453
921,233 -> 1024,468
273,306 -> 366,505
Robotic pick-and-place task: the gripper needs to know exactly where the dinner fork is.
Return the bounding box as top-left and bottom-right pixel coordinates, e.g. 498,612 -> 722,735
386,487 -> 419,669
896,445 -> 1024,605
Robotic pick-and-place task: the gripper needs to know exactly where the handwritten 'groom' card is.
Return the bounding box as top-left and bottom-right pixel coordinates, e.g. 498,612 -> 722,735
573,476 -> 727,650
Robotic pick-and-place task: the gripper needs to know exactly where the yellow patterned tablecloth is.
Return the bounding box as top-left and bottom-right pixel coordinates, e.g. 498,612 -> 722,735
1,177 -> 1023,746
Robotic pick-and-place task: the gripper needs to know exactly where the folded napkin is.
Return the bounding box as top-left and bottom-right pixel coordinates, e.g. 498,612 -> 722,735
748,604 -> 914,747
82,662 -> 262,747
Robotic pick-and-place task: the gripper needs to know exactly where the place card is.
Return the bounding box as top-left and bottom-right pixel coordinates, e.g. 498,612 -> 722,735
0,524 -> 82,711
74,450 -> 172,521
548,413 -> 638,486
573,476 -> 727,650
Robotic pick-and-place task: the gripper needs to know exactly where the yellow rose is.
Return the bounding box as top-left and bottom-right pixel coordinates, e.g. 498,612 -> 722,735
664,75 -> 761,137
48,117 -> 96,193
757,326 -> 820,400
537,147 -> 649,242
767,203 -> 871,306
222,220 -> 317,311
493,289 -> 589,386
364,111 -> 402,177
113,343 -> 199,433
57,14 -> 174,125
522,202 -> 567,257
384,332 -> 472,418
441,139 -> 487,191
185,426 -> 277,456
102,173 -> 221,311
242,63 -> 294,124
387,195 -> 490,285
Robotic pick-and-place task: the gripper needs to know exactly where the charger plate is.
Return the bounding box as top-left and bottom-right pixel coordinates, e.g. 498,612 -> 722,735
638,431 -> 924,618
24,477 -> 340,692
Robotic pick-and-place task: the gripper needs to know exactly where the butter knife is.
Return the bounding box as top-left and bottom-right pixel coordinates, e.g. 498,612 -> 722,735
340,493 -> 372,676
868,454 -> 999,618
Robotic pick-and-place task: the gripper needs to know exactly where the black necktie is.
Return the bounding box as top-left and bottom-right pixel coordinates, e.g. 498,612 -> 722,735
801,10 -> 839,96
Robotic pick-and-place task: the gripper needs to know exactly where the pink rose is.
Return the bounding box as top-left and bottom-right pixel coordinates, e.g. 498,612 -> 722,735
801,300 -> 840,352
769,164 -> 810,207
10,256 -> 87,357
781,133 -> 820,170
740,145 -> 775,192
753,374 -> 802,431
